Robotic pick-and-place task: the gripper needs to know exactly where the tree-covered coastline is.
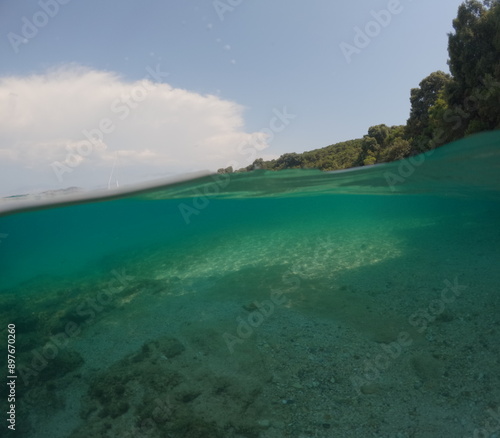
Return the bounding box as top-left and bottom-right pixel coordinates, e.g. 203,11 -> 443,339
219,0 -> 499,174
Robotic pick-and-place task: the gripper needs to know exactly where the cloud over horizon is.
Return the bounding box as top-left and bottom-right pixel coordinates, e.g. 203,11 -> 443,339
0,65 -> 270,195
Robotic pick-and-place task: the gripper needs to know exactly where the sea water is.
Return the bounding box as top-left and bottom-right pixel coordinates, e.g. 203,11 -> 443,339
0,131 -> 499,438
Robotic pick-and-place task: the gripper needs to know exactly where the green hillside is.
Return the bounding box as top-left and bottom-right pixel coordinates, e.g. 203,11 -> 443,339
220,0 -> 500,174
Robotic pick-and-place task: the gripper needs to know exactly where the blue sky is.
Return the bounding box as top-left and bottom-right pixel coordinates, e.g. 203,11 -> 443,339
0,0 -> 466,195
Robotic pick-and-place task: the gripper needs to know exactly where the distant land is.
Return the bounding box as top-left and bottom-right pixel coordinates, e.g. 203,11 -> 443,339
0,187 -> 84,204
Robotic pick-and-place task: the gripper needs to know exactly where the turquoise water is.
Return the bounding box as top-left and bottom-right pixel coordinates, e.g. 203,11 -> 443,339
1,131 -> 500,437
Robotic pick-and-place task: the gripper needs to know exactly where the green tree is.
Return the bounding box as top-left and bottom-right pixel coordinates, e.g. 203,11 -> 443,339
217,166 -> 233,174
445,0 -> 500,137
275,153 -> 303,169
358,136 -> 380,166
356,125 -> 408,166
379,138 -> 411,162
367,124 -> 390,147
406,71 -> 452,152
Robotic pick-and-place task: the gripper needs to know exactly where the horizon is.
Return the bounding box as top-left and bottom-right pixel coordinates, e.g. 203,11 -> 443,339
0,0 -> 466,196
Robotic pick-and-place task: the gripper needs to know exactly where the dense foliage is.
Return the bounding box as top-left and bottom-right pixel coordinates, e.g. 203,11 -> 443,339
222,0 -> 500,174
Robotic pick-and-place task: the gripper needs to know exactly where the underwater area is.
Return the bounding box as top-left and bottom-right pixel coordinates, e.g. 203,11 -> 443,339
1,131 -> 499,438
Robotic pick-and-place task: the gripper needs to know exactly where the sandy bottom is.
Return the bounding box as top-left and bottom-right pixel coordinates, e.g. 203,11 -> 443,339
3,210 -> 500,438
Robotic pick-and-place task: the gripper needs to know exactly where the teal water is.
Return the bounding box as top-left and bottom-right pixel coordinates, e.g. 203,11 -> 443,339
1,131 -> 500,437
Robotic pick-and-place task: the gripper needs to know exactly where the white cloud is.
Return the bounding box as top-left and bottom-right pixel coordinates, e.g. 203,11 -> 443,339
0,65 -> 268,195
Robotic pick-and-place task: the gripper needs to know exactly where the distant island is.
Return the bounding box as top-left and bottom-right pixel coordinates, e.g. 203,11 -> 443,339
0,187 -> 83,204
219,0 -> 500,174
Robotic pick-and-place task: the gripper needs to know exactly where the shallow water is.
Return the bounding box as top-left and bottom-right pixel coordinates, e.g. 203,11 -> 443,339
1,131 -> 500,437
